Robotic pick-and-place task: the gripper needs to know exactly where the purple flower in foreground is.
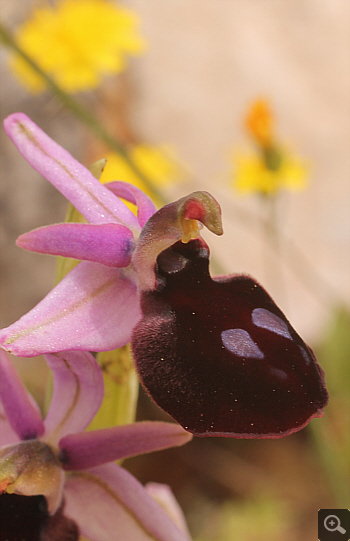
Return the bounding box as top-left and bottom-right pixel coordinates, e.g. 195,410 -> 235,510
0,349 -> 192,540
0,113 -> 328,439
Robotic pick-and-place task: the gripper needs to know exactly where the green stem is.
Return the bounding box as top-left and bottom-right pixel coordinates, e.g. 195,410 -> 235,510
0,21 -> 163,201
261,194 -> 289,306
309,420 -> 349,507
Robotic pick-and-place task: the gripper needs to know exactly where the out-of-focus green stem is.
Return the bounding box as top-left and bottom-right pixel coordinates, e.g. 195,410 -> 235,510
310,418 -> 349,507
90,346 -> 139,430
0,21 -> 163,201
309,307 -> 350,506
49,165 -> 140,425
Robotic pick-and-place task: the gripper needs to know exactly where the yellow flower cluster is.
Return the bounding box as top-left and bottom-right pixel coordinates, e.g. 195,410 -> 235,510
233,99 -> 308,196
234,151 -> 307,195
100,144 -> 183,204
10,0 -> 145,93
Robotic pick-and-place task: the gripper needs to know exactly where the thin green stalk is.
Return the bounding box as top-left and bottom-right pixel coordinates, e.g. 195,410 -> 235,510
309,420 -> 350,507
225,198 -> 341,309
261,193 -> 288,307
0,21 -> 163,201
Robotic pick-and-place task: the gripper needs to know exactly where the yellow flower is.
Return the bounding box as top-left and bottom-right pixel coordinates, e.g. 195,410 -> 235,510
233,150 -> 308,195
100,144 -> 183,205
245,99 -> 274,147
10,0 -> 145,93
232,99 -> 309,195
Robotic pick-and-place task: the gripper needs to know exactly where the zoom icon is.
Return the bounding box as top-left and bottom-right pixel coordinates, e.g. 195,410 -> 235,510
318,509 -> 350,541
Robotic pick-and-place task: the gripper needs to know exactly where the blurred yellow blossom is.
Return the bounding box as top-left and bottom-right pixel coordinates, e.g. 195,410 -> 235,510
10,0 -> 145,93
233,99 -> 308,195
100,144 -> 184,205
234,151 -> 308,195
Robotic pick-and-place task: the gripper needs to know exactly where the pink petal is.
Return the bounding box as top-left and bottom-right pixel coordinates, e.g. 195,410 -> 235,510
59,421 -> 192,470
0,261 -> 141,357
106,181 -> 157,227
3,113 -> 139,229
64,464 -> 191,541
145,483 -> 191,538
0,350 -> 44,440
0,401 -> 21,447
17,223 -> 134,267
43,351 -> 104,444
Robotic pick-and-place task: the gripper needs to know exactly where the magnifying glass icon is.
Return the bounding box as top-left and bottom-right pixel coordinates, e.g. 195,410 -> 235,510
324,515 -> 346,534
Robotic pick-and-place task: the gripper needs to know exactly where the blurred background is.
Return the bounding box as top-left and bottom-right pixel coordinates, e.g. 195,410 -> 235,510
0,1 -> 349,539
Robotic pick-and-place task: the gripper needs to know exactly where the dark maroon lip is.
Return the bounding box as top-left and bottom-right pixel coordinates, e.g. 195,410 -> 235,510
132,238 -> 328,438
0,494 -> 79,541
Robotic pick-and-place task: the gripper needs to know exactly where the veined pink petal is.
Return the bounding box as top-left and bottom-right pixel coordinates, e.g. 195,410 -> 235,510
145,483 -> 192,538
3,113 -> 139,229
106,181 -> 157,227
0,350 -> 44,440
0,261 -> 141,357
64,464 -> 191,541
43,351 -> 104,445
17,223 -> 134,267
0,401 -> 21,447
59,421 -> 192,470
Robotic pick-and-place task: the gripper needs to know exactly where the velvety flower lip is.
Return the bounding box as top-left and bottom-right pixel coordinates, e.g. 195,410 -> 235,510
0,492 -> 79,541
0,349 -> 192,539
131,238 -> 329,438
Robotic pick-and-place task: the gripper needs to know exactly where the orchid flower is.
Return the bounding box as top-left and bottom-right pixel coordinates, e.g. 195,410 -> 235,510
0,113 -> 328,439
0,349 -> 192,540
